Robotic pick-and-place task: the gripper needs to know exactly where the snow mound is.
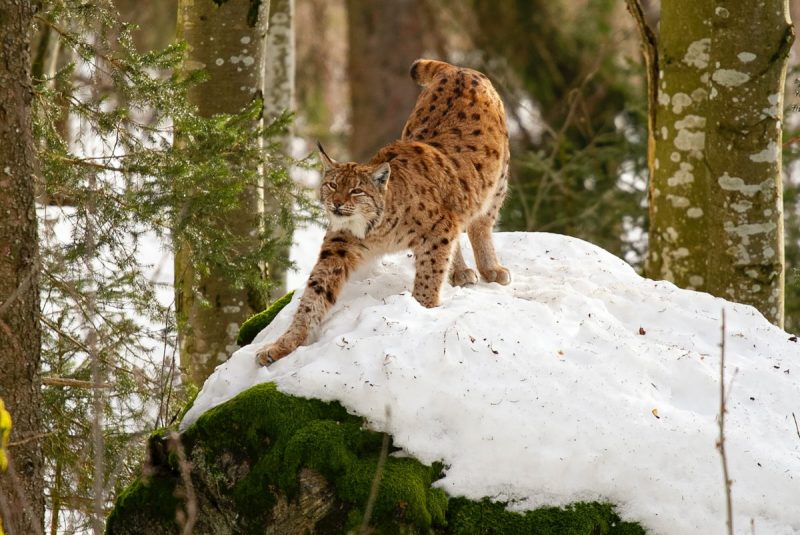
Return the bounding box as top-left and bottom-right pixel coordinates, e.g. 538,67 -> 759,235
181,232 -> 800,534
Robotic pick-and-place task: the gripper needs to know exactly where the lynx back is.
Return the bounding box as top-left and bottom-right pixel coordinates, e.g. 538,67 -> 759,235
256,59 -> 510,365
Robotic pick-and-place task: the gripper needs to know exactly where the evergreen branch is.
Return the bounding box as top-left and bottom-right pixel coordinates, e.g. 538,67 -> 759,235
33,14 -> 125,72
57,155 -> 125,173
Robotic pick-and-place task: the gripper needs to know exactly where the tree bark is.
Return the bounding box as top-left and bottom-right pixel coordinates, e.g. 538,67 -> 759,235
0,1 -> 45,533
704,3 -> 792,327
175,0 -> 271,387
645,0 -> 792,327
346,0 -> 427,162
263,0 -> 294,299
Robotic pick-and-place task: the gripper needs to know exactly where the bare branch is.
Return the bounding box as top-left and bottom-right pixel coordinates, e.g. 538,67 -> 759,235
168,433 -> 197,535
8,431 -> 54,448
624,0 -> 659,180
0,457 -> 45,535
0,260 -> 38,318
717,309 -> 734,535
42,377 -> 111,389
359,407 -> 392,535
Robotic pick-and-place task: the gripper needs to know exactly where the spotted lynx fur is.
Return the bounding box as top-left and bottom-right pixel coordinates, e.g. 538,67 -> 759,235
256,59 -> 510,365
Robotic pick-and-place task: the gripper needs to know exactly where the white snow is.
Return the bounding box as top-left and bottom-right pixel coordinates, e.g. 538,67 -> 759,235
182,232 -> 800,535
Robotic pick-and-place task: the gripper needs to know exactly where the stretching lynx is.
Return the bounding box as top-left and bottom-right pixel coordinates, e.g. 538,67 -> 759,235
256,59 -> 510,365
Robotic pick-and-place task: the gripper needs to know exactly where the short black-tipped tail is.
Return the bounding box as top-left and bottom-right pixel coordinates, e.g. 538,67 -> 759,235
409,59 -> 453,87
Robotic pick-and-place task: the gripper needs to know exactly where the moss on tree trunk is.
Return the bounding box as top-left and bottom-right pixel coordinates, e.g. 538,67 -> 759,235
174,0 -> 271,387
646,0 -> 793,327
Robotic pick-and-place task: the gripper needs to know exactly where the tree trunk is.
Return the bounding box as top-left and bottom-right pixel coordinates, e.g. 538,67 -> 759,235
263,0 -> 294,299
645,0 -> 792,327
346,0 -> 427,161
0,1 -> 45,533
175,0 -> 271,387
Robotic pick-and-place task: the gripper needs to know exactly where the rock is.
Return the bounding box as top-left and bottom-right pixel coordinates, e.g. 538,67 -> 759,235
106,383 -> 642,534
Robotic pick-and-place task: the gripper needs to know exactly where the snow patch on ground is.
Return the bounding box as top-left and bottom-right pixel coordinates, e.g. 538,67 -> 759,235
182,232 -> 800,535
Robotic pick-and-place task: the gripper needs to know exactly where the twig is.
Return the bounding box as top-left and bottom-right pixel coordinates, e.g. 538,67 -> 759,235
8,431 -> 54,447
782,134 -> 800,147
792,412 -> 800,440
359,407 -> 391,535
0,457 -> 45,535
42,377 -> 111,389
624,0 -> 659,191
0,260 -> 38,318
717,309 -> 734,535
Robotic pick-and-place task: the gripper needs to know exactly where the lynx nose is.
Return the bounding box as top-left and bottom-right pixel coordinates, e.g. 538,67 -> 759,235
333,202 -> 343,215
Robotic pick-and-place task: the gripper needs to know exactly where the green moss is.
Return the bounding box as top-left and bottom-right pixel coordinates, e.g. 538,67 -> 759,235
181,382 -> 445,533
447,498 -> 645,534
106,475 -> 180,534
109,383 -> 646,534
236,290 -> 294,346
337,457 -> 447,532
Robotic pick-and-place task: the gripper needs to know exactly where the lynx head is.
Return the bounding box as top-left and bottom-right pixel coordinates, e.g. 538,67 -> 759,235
317,142 -> 390,239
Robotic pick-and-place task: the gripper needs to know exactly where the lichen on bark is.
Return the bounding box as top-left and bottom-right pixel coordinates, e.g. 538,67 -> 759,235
643,0 -> 792,327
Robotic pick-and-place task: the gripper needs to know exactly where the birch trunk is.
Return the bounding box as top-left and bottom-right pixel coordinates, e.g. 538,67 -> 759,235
263,0 -> 294,299
0,1 -> 45,532
704,3 -> 792,327
645,0 -> 792,327
175,0 -> 270,386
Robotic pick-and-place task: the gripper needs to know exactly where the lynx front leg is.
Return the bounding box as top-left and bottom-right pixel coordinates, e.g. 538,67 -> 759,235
256,234 -> 365,365
449,240 -> 478,287
412,231 -> 458,308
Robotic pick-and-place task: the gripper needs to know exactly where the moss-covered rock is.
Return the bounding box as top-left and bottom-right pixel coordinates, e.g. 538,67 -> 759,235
447,498 -> 644,535
236,291 -> 294,346
106,383 -> 645,534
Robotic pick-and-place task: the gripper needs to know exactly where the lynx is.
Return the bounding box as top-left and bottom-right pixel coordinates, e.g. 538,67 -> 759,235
256,59 -> 511,365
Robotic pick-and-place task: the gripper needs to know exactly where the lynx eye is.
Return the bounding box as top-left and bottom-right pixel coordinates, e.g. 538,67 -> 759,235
350,188 -> 365,196
323,182 -> 336,191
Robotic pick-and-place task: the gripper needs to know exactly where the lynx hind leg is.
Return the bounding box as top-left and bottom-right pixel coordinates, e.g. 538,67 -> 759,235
449,240 -> 478,287
468,173 -> 510,285
413,231 -> 459,308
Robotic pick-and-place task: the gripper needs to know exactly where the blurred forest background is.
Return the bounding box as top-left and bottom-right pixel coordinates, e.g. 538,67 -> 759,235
0,0 -> 799,533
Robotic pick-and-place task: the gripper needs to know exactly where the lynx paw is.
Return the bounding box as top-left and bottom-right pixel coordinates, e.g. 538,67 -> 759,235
450,267 -> 479,287
481,266 -> 511,285
255,341 -> 293,366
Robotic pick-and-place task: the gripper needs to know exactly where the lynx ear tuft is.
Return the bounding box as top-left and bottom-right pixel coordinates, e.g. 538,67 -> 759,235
317,141 -> 337,171
371,162 -> 391,188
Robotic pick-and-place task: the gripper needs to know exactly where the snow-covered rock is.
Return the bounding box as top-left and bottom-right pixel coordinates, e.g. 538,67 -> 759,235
182,232 -> 800,535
